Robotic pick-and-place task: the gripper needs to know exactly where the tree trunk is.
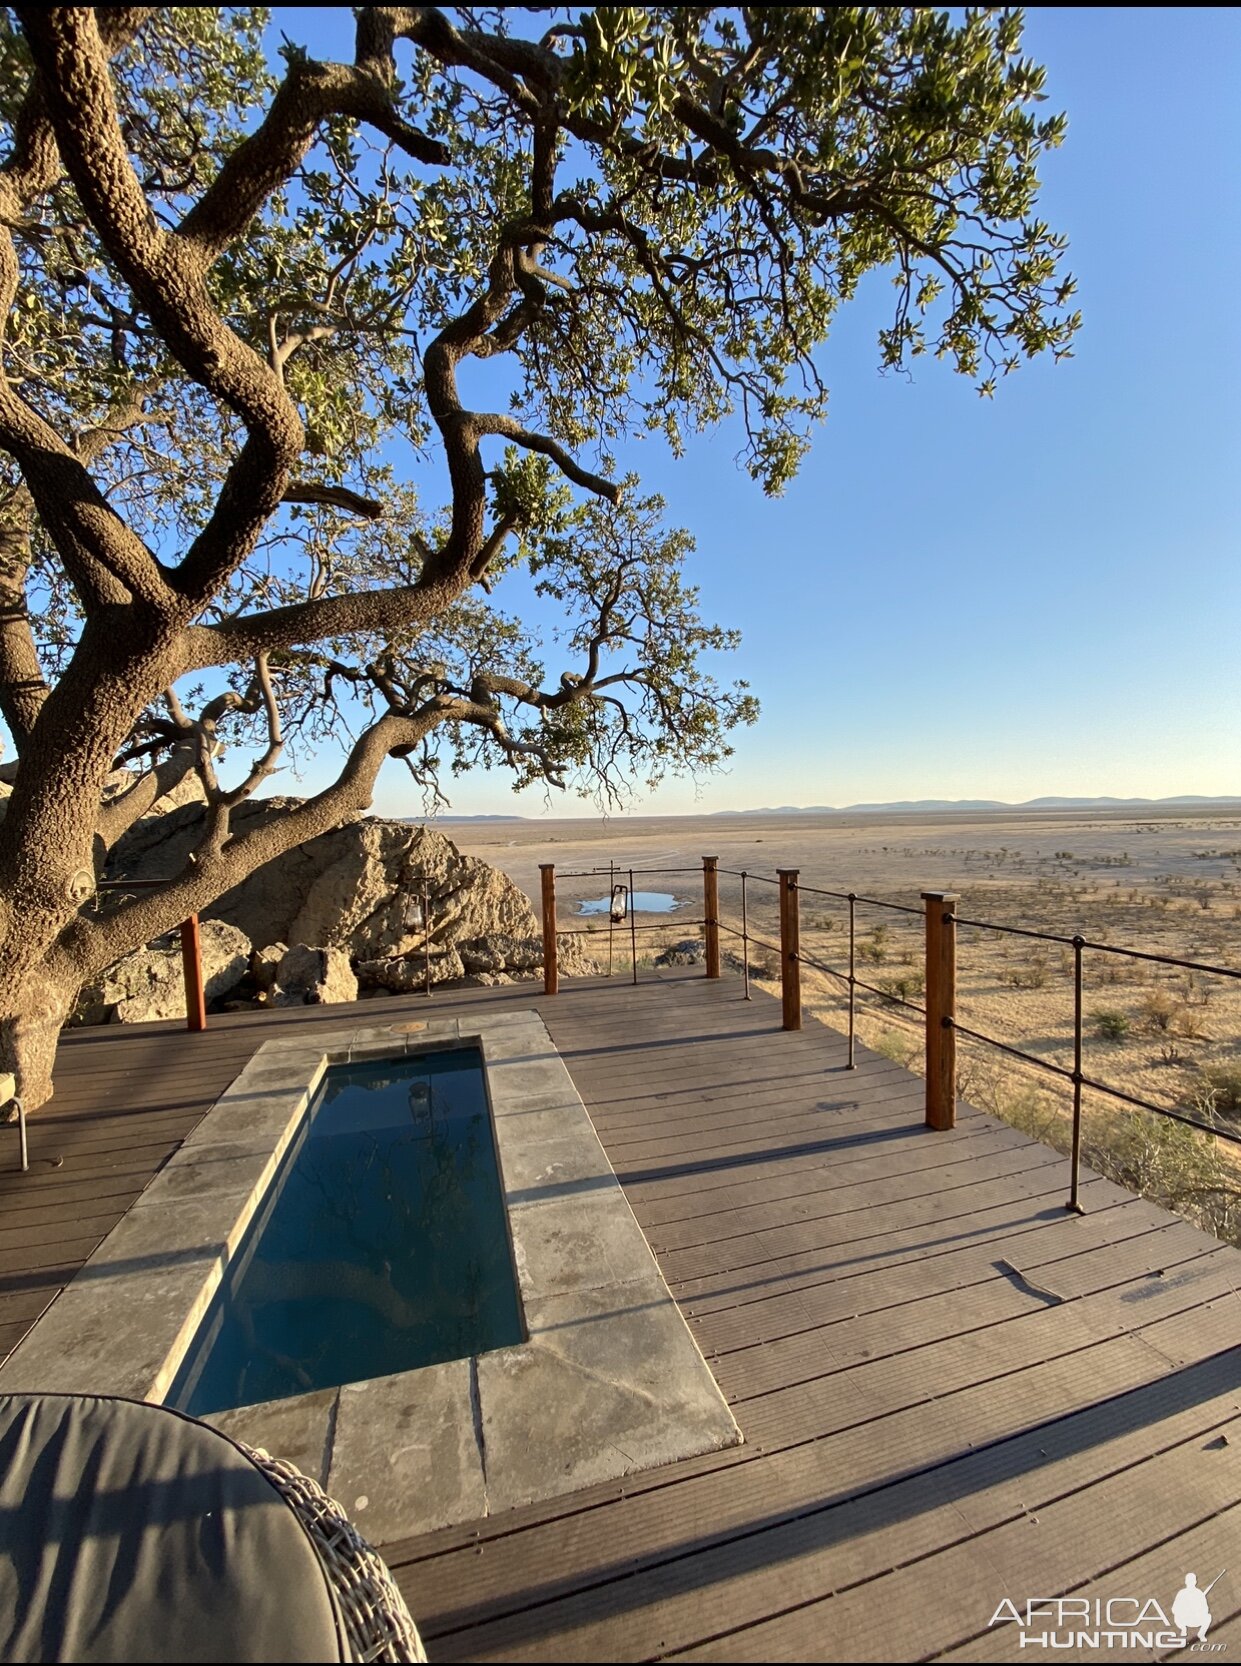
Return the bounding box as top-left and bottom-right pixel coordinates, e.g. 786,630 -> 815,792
0,968 -> 72,1111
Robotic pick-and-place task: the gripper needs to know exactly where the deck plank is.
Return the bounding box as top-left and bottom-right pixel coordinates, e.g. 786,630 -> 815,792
3,970 -> 1239,1660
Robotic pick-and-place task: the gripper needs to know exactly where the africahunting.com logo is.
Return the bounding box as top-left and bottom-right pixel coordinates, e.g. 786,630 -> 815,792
989,1570 -> 1227,1650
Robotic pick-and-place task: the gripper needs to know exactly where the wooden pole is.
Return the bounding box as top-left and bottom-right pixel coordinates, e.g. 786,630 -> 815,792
179,914 -> 208,1032
539,864 -> 558,996
702,855 -> 721,979
922,891 -> 957,1129
777,869 -> 801,1031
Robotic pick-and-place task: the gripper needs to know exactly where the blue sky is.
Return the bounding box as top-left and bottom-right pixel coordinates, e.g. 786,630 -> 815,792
79,9 -> 1241,818
337,5 -> 1239,818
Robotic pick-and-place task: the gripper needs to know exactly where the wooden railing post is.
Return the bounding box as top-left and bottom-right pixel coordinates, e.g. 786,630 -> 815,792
179,914 -> 207,1032
539,863 -> 558,996
777,868 -> 801,1031
702,855 -> 721,979
922,891 -> 957,1129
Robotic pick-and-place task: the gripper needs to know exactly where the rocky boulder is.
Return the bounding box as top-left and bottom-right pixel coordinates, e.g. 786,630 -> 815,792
271,943 -> 358,1007
110,801 -> 600,990
74,920 -> 250,1025
554,934 -> 604,978
251,942 -> 287,995
360,930 -> 600,992
459,934 -> 544,976
113,801 -> 534,953
356,943 -> 465,993
655,938 -> 705,967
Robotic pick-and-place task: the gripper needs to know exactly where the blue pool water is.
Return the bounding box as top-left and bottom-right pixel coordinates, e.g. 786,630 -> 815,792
170,1046 -> 524,1416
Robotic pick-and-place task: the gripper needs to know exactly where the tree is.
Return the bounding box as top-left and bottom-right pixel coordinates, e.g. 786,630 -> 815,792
0,5 -> 1077,1107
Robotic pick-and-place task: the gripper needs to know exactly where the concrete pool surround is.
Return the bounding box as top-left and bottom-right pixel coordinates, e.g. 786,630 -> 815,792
0,1011 -> 741,1541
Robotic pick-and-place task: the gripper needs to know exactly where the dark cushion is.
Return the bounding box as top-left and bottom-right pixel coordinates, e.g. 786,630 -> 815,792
0,1393 -> 348,1663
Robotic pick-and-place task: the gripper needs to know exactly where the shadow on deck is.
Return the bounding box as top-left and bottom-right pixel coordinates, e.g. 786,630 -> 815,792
2,972 -> 1239,1661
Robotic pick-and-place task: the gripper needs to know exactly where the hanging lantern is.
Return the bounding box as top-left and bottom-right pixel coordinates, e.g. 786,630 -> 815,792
610,884 -> 629,923
404,884 -> 425,931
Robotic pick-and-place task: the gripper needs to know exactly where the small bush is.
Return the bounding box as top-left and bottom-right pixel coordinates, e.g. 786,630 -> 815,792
1091,1008 -> 1131,1041
857,933 -> 888,965
878,970 -> 925,1004
1174,1006 -> 1209,1041
1199,1062 -> 1241,1115
1138,989 -> 1178,1033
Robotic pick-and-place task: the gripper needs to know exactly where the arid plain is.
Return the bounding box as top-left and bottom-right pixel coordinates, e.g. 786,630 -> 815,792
454,804 -> 1241,1232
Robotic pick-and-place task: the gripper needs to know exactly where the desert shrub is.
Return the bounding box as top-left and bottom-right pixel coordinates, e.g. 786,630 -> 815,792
857,926 -> 890,965
1139,989 -> 1178,1033
974,1069 -> 1241,1248
1198,1062 -> 1241,1115
1173,1006 -> 1209,1041
878,970 -> 925,1004
1083,1108 -> 1241,1242
1180,972 -> 1212,1007
1091,1008 -> 1131,1041
982,1079 -> 1064,1147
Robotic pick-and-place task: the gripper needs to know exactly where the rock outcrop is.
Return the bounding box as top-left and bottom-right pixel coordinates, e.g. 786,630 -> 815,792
113,802 -> 537,963
271,943 -> 359,1007
87,801 -> 600,1019
74,920 -> 250,1025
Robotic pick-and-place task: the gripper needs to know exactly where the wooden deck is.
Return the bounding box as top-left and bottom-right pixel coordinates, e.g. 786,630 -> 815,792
3,971 -> 1240,1660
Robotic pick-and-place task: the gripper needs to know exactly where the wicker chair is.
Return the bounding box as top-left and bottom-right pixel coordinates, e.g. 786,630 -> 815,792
240,1444 -> 426,1664
0,1392 -> 425,1665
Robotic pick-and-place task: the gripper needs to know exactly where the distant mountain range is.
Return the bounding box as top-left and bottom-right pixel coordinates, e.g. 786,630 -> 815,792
711,796 -> 1241,815
398,796 -> 1241,824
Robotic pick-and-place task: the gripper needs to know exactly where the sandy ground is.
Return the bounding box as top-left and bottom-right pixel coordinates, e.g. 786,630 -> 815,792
452,804 -> 1241,1140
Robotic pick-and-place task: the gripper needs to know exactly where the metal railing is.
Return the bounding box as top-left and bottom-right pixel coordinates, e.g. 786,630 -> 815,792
540,862 -> 709,989
537,854 -> 1241,1214
947,910 -> 1241,1212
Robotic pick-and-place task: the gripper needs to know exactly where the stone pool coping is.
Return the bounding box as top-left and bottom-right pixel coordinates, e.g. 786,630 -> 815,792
0,1010 -> 741,1542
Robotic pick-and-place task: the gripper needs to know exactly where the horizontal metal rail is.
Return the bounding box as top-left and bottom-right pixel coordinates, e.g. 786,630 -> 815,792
947,1015 -> 1241,1148
799,883 -> 926,918
795,948 -> 927,1016
555,865 -> 705,880
557,915 -> 705,936
956,912 -> 1241,979
717,920 -> 782,958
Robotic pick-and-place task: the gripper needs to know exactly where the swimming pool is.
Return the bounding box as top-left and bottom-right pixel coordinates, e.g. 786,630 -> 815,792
0,1010 -> 741,1542
170,1046 -> 524,1417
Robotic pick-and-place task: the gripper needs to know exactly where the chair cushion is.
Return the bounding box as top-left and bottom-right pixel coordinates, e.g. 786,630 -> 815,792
0,1392 -> 349,1663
